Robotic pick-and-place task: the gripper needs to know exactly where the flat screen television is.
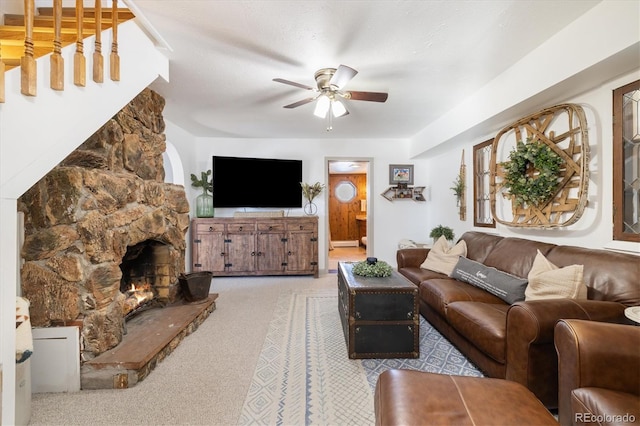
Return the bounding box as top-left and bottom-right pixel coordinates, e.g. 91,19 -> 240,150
212,156 -> 303,208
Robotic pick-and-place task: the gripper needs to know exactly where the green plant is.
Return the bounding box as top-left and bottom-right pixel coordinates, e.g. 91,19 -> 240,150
300,181 -> 325,203
352,260 -> 393,277
429,225 -> 455,241
500,138 -> 563,208
450,174 -> 465,198
190,170 -> 213,195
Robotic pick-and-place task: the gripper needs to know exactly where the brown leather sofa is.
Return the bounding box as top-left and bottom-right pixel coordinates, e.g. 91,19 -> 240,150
396,231 -> 640,408
555,319 -> 640,426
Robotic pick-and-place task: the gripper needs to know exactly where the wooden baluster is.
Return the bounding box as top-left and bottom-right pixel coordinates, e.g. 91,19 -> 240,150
110,0 -> 120,81
93,0 -> 104,83
21,0 -> 37,96
0,43 -> 5,103
50,0 -> 64,90
74,0 -> 86,86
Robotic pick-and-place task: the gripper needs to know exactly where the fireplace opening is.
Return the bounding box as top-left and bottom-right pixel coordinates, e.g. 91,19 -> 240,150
119,240 -> 173,319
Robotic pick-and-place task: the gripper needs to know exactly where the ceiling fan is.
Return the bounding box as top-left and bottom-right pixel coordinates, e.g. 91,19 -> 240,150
273,65 -> 388,130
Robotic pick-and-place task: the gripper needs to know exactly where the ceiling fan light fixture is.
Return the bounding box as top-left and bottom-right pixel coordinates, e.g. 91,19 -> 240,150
332,99 -> 347,117
314,95 -> 330,118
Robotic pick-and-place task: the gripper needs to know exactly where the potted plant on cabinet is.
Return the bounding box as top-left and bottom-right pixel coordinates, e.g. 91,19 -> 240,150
190,170 -> 214,218
429,225 -> 455,244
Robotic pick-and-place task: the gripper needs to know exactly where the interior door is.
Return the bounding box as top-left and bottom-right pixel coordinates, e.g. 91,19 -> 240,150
329,173 -> 366,242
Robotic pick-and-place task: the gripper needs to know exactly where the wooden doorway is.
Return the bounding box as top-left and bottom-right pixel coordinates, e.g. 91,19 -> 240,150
326,159 -> 371,271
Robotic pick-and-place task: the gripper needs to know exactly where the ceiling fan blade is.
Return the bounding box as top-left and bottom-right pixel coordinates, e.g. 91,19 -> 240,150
283,96 -> 319,109
273,78 -> 315,91
330,65 -> 358,89
347,91 -> 389,102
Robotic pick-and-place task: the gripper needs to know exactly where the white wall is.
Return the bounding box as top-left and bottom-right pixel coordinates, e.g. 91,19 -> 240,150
424,68 -> 640,253
410,1 -> 640,156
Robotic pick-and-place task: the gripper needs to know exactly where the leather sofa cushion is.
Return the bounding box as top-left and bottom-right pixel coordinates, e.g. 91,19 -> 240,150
399,267 -> 449,287
447,302 -> 509,363
420,279 -> 505,318
459,232 -> 504,264
572,388 -> 640,426
482,237 -> 555,278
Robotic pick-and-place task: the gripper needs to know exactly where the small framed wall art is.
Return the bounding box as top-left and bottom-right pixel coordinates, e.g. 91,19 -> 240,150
389,164 -> 414,186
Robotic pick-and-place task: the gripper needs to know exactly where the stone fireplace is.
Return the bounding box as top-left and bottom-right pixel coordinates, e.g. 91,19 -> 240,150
18,88 -> 191,363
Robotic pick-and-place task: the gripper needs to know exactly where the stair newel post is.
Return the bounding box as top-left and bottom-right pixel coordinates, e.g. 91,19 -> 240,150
20,0 -> 37,96
0,44 -> 5,103
50,0 -> 64,90
110,0 -> 120,81
74,0 -> 86,86
93,0 -> 104,83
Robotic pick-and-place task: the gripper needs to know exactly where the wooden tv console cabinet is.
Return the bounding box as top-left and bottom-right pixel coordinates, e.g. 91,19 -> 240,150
191,217 -> 319,277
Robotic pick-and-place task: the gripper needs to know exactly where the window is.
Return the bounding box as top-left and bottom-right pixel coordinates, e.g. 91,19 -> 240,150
473,138 -> 495,228
613,80 -> 640,242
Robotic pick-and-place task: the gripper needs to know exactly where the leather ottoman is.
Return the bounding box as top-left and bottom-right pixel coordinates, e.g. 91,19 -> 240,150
375,369 -> 558,426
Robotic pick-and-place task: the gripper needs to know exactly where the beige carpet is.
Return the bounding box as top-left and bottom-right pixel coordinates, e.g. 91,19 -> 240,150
29,274 -> 337,426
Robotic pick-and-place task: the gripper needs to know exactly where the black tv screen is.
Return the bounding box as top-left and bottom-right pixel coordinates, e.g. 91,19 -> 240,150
212,156 -> 303,208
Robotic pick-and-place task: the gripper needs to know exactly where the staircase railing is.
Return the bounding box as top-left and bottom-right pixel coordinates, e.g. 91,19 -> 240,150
0,0 -> 129,103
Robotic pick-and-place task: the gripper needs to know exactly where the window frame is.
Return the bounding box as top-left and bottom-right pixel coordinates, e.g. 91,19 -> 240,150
473,138 -> 496,229
612,79 -> 640,243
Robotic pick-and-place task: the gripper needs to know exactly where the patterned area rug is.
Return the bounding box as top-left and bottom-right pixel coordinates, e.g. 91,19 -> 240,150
238,289 -> 483,425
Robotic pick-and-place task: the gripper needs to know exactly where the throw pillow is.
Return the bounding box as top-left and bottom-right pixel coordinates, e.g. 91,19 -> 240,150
420,236 -> 467,276
525,250 -> 586,300
450,257 -> 528,304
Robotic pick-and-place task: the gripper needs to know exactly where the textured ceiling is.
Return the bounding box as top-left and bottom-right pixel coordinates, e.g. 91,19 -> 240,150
132,0 -> 600,140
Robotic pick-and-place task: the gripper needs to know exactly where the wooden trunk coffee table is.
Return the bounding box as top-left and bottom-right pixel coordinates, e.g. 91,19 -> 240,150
337,262 -> 419,359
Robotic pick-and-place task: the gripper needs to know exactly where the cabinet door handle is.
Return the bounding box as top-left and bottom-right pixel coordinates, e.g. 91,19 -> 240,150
209,226 -> 213,232
257,252 -> 262,256
220,252 -> 225,256
288,251 -> 292,256
269,226 -> 273,230
239,226 -> 243,231
299,225 -> 303,230
251,251 -> 255,256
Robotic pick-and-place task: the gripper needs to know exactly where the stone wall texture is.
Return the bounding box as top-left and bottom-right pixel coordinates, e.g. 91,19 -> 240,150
18,88 -> 190,360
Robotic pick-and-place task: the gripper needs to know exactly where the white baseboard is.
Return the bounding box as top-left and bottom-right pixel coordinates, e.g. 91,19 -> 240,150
331,240 -> 359,247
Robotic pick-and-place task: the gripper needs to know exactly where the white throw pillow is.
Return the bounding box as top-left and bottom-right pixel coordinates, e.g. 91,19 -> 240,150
420,236 -> 467,276
525,250 -> 587,300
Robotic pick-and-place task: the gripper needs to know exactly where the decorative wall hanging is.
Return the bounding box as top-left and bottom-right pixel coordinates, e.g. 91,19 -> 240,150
381,164 -> 426,201
451,150 -> 466,220
490,103 -> 589,228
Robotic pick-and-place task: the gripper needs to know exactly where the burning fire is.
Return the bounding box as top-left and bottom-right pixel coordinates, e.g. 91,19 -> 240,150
123,282 -> 155,316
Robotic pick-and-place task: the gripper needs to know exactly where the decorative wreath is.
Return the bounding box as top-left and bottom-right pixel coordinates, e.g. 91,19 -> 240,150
501,138 -> 563,208
352,260 -> 393,277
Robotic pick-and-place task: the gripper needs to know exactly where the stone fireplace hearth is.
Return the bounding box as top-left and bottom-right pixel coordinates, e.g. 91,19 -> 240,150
18,88 -> 194,369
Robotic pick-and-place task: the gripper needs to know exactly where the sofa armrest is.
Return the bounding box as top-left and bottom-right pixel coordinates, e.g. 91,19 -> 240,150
554,319 -> 640,426
505,299 -> 626,408
396,248 -> 429,269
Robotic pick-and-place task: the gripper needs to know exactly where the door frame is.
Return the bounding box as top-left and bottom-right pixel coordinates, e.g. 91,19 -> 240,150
325,157 -> 373,272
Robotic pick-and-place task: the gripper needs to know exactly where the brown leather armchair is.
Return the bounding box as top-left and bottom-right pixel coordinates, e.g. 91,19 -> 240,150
555,319 -> 640,426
